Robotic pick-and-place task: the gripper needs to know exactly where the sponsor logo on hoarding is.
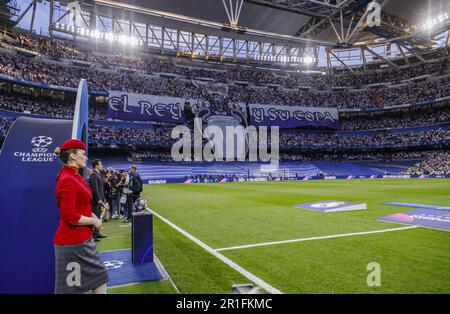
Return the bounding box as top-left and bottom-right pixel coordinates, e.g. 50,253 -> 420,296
382,175 -> 411,179
147,180 -> 167,184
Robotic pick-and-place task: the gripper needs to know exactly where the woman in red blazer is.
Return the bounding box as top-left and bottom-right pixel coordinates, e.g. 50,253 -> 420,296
53,139 -> 108,294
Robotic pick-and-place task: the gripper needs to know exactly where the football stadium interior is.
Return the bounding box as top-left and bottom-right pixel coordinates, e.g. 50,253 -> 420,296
0,0 -> 449,295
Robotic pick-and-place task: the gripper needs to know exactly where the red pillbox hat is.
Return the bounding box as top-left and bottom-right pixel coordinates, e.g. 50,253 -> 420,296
60,139 -> 86,151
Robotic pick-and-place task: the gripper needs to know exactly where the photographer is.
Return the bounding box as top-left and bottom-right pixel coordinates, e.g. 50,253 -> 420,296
118,170 -> 130,222
125,165 -> 143,222
108,170 -> 122,219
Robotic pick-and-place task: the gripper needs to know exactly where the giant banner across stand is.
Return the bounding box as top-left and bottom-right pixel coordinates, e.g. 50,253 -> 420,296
107,91 -> 187,123
246,103 -> 340,129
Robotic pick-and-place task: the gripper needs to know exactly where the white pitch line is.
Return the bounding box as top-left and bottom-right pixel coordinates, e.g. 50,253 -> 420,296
151,210 -> 283,294
216,226 -> 419,252
102,235 -> 127,240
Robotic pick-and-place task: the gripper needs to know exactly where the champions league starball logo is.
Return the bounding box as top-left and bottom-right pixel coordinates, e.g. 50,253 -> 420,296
31,136 -> 53,153
12,135 -> 56,163
103,260 -> 124,270
311,201 -> 346,208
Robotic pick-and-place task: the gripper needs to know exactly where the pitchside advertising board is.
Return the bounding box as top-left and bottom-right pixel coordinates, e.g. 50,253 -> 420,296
295,200 -> 367,212
147,174 -> 450,184
0,117 -> 72,293
379,209 -> 450,232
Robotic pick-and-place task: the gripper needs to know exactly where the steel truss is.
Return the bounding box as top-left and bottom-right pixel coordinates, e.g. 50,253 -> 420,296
47,0 -> 321,66
11,0 -> 450,72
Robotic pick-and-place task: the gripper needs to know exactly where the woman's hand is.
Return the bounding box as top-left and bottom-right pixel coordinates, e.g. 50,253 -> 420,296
92,217 -> 103,230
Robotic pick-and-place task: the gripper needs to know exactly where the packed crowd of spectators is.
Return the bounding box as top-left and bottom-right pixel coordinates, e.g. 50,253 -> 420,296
130,151 -> 173,162
1,94 -> 450,150
404,151 -> 450,175
1,89 -> 449,131
89,125 -> 174,147
0,52 -> 200,98
317,151 -> 426,161
1,50 -> 449,110
0,94 -> 106,119
280,128 -> 450,149
7,32 -> 449,88
0,116 -> 12,138
231,79 -> 449,109
340,106 -> 450,130
84,123 -> 450,150
127,149 -> 445,163
185,174 -> 249,183
1,33 -> 449,158
280,151 -> 427,162
1,108 -> 448,169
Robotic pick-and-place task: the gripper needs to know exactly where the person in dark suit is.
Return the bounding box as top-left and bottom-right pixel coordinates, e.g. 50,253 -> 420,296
89,159 -> 107,241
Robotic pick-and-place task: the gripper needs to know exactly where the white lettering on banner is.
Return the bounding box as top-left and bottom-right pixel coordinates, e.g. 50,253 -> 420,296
107,91 -> 186,121
123,95 -> 132,113
248,104 -> 338,125
252,108 -> 264,123
140,101 -> 152,116
108,95 -> 121,111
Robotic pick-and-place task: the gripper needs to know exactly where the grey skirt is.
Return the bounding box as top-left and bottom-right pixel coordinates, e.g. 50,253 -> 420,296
54,237 -> 108,294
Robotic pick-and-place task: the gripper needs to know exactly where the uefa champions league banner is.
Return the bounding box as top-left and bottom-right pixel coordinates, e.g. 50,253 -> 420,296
107,91 -> 187,123
246,103 -> 340,129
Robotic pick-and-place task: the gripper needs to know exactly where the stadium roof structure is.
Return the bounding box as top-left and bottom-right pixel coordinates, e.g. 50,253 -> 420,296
0,0 -> 19,28
10,0 -> 450,71
122,0 -> 447,44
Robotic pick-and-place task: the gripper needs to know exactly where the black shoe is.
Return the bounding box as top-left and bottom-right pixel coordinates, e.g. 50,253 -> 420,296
97,233 -> 107,239
94,237 -> 101,242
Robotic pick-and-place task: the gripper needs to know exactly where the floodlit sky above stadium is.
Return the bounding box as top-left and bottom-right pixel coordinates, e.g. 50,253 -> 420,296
15,0 -> 50,35
12,0 -> 450,69
11,0 -> 328,67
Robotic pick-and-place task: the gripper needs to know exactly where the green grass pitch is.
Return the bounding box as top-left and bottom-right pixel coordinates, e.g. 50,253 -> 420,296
97,179 -> 450,294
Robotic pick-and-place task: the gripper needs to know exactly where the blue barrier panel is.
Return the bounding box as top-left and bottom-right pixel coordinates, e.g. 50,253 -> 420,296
132,211 -> 154,264
0,117 -> 72,293
0,79 -> 89,293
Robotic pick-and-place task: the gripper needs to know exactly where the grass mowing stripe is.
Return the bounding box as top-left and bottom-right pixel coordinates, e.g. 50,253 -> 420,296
215,226 -> 419,252
151,209 -> 283,294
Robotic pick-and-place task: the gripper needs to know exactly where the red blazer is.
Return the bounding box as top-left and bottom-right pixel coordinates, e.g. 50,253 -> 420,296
54,166 -> 93,245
